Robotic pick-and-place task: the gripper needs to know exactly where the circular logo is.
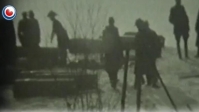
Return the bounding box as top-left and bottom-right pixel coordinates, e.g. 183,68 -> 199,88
2,5 -> 16,20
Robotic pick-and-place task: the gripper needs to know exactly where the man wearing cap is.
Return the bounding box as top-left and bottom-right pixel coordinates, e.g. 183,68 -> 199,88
47,11 -> 69,66
195,10 -> 199,58
18,12 -> 29,47
134,19 -> 160,89
102,17 -> 123,89
169,0 -> 190,59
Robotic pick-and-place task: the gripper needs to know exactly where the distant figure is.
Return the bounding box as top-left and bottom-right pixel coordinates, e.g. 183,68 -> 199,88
169,0 -> 190,59
28,10 -> 41,48
47,11 -> 69,66
195,10 -> 199,58
17,12 -> 29,47
102,17 -> 123,89
0,19 -> 17,109
134,19 -> 160,89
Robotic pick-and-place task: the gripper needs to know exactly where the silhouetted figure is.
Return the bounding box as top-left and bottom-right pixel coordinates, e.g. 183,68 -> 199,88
0,18 -> 17,109
18,12 -> 29,47
134,19 -> 160,89
195,10 -> 199,58
47,11 -> 69,66
102,17 -> 123,89
169,0 -> 190,59
28,10 -> 41,48
23,11 -> 41,69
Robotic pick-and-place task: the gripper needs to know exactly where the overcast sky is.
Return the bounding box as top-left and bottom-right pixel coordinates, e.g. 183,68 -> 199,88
8,0 -> 199,50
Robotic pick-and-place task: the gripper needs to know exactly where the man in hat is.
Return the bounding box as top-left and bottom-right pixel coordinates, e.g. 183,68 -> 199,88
169,0 -> 190,59
18,12 -> 29,47
195,10 -> 199,58
28,10 -> 41,48
48,11 -> 69,66
102,17 -> 123,89
134,19 -> 160,89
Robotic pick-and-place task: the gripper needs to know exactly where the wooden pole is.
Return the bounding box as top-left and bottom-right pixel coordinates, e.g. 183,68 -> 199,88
158,38 -> 177,111
156,73 -> 178,112
121,50 -> 130,112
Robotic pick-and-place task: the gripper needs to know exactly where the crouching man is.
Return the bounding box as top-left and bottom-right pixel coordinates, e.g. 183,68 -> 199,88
134,19 -> 160,89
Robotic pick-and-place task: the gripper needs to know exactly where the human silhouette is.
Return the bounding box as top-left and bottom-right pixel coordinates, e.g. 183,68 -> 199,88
134,19 -> 160,89
28,10 -> 40,48
17,12 -> 29,47
47,11 -> 69,66
102,17 -> 123,89
169,0 -> 190,59
195,10 -> 199,58
0,18 -> 17,109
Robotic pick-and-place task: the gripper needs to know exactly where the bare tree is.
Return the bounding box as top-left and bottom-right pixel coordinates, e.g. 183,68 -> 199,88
62,0 -> 109,39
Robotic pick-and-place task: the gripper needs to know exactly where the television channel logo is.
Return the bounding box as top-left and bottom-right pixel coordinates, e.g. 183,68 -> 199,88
2,5 -> 16,20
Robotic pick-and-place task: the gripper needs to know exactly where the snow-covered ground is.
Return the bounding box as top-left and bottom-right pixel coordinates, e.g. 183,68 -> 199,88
8,47 -> 199,112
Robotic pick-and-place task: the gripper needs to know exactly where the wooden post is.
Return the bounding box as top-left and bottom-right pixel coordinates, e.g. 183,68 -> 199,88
121,50 -> 130,112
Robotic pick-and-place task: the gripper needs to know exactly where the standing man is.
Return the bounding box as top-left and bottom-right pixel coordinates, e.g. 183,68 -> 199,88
195,10 -> 199,58
102,17 -> 123,89
169,0 -> 190,59
134,19 -> 160,89
28,10 -> 41,48
18,12 -> 29,47
47,11 -> 69,66
26,11 -> 41,69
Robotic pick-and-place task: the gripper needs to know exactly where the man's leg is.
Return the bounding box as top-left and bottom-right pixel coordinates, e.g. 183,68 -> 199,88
146,74 -> 152,86
183,33 -> 189,58
110,67 -> 120,89
175,34 -> 182,59
148,63 -> 160,89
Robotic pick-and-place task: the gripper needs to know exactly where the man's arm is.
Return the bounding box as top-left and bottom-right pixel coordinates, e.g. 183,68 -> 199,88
169,8 -> 174,24
51,30 -> 55,43
182,6 -> 190,31
17,21 -> 24,46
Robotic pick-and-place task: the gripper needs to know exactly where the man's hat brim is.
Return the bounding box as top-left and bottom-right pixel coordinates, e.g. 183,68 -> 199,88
47,11 -> 57,17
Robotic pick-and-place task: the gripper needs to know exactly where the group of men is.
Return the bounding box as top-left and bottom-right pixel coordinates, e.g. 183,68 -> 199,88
1,0 -> 199,109
18,10 -> 69,66
18,10 -> 40,48
103,0 -> 199,89
102,17 -> 160,89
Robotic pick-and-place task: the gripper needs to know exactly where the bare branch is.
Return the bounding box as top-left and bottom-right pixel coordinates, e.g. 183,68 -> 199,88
62,0 -> 109,39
